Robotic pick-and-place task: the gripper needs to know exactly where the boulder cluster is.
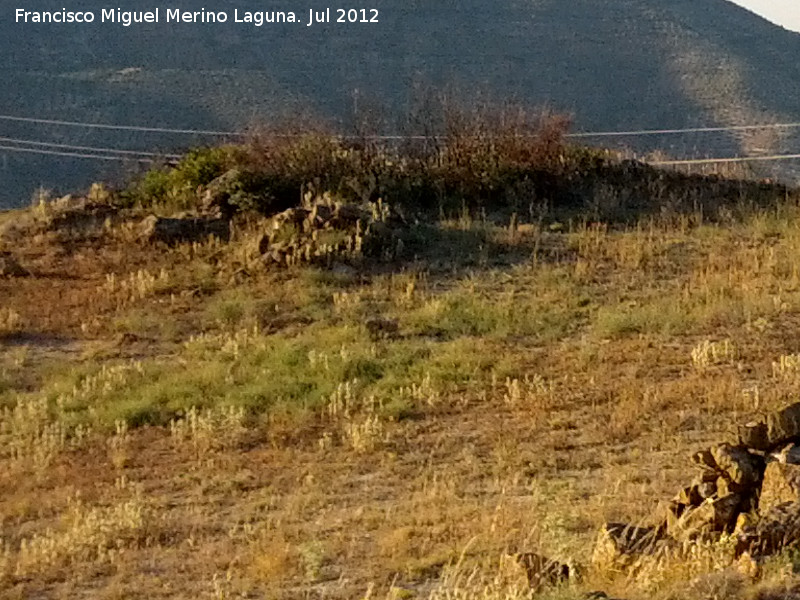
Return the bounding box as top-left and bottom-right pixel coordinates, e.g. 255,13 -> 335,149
256,198 -> 405,268
594,401 -> 800,574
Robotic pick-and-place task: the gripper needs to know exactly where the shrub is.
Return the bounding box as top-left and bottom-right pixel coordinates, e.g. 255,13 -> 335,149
121,146 -> 234,211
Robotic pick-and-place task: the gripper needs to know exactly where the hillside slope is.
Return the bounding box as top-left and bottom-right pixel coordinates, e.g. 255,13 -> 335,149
2,0 -> 800,206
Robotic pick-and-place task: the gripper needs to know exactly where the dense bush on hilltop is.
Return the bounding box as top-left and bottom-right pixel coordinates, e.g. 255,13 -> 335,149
117,104 -> 795,225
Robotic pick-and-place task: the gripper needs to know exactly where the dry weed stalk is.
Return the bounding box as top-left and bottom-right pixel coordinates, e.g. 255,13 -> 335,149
169,405 -> 247,456
0,395 -> 88,475
322,380 -> 388,452
691,339 -> 737,370
103,268 -> 171,305
772,354 -> 800,380
9,493 -> 148,579
0,307 -> 23,335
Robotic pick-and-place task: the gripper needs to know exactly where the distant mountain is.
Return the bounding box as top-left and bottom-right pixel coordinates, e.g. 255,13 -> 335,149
2,0 -> 800,207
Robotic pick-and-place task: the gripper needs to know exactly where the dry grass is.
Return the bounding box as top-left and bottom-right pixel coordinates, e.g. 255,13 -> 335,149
7,192 -> 800,599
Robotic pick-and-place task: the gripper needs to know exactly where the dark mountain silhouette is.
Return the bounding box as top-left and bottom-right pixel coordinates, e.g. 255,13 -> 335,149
2,0 -> 800,207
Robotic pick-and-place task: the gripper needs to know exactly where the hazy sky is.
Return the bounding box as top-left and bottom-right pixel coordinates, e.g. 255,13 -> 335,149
727,0 -> 800,32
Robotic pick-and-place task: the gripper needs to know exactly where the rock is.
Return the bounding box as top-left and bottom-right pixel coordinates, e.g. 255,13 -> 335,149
272,208 -> 310,232
503,552 -> 572,591
738,421 -> 769,451
139,215 -> 230,245
735,501 -> 800,558
735,551 -> 762,580
0,252 -> 27,277
329,203 -> 368,229
711,444 -> 765,488
766,403 -> 800,450
592,523 -> 665,573
200,169 -> 242,219
760,462 -> 800,514
675,484 -> 704,507
692,448 -> 718,471
739,402 -> 800,452
667,494 -> 743,540
770,443 -> 800,465
697,480 -> 718,499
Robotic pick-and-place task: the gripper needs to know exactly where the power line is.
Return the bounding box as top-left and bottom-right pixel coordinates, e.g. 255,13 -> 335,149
0,144 -> 165,162
567,123 -> 800,138
0,135 -> 181,159
0,114 -> 241,136
5,112 -> 800,139
650,153 -> 800,166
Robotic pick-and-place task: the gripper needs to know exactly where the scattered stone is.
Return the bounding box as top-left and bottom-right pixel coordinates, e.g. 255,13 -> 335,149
583,593 -> 628,600
766,403 -> 800,451
272,207 -> 311,232
200,169 -> 243,219
139,215 -> 230,245
738,421 -> 769,451
770,443 -> 800,465
504,552 -> 572,591
735,551 -> 762,581
692,448 -> 718,471
674,484 -> 704,508
760,462 -> 800,514
697,480 -> 718,500
711,444 -> 765,488
258,198 -> 405,269
735,501 -> 800,558
739,402 -> 800,452
592,523 -> 665,572
667,494 -> 743,540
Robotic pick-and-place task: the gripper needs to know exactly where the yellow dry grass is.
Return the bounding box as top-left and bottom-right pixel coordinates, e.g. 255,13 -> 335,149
6,199 -> 800,599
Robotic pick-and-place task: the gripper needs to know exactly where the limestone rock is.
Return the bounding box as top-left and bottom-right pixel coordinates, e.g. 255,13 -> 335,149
739,402 -> 800,452
760,462 -> 800,514
769,443 -> 800,465
201,169 -> 242,219
738,421 -> 769,451
735,501 -> 800,558
711,444 -> 765,488
502,552 -> 572,591
139,215 -> 230,245
667,494 -> 743,540
766,403 -> 800,451
272,207 -> 311,232
592,523 -> 664,573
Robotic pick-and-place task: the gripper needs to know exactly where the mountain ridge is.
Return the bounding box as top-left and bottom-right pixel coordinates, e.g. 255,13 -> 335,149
2,0 -> 800,207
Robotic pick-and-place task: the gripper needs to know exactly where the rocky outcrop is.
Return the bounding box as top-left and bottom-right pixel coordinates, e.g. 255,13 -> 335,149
738,403 -> 800,452
735,501 -> 800,558
592,523 -> 667,573
760,461 -> 800,514
595,401 -> 800,575
257,198 -> 404,268
139,215 -> 230,245
502,552 -> 573,591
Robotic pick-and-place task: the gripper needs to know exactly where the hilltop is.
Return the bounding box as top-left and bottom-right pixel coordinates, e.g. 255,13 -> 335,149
3,0 -> 800,206
5,123 -> 800,598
